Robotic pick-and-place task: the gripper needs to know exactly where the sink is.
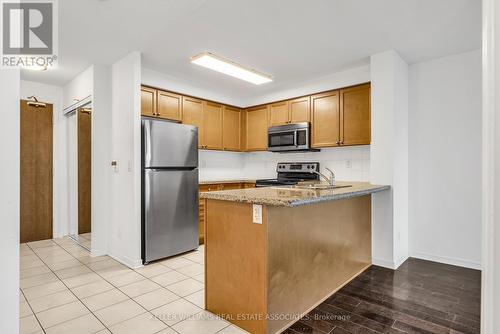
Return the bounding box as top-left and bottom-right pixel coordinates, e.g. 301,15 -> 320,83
293,183 -> 352,190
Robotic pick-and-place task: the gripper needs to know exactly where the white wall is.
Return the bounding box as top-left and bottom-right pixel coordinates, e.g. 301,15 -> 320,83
245,65 -> 370,107
143,64 -> 370,109
482,0 -> 500,331
370,50 -> 409,269
0,69 -> 20,334
63,66 -> 93,109
109,52 -> 142,268
142,68 -> 243,107
91,65 -> 112,256
199,147 -> 370,182
409,49 -> 482,269
20,80 -> 67,238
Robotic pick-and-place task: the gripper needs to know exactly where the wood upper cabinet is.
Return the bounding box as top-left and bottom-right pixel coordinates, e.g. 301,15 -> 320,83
223,106 -> 241,151
269,101 -> 289,126
269,97 -> 311,126
246,105 -> 269,151
311,91 -> 341,148
289,96 -> 310,123
203,101 -> 223,150
157,90 -> 182,121
141,83 -> 369,152
182,96 -> 205,148
240,109 -> 248,151
141,86 -> 156,117
340,84 -> 371,146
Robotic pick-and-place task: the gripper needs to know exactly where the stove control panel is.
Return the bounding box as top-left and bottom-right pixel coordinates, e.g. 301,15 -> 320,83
276,162 -> 320,173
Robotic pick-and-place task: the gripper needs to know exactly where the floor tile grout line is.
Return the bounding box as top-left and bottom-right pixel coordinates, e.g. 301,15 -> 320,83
24,241 -> 111,333
53,238 -> 185,331
25,239 -> 231,334
22,243 -> 54,334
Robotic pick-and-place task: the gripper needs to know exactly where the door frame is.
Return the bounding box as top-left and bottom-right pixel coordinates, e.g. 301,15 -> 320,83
481,0 -> 499,332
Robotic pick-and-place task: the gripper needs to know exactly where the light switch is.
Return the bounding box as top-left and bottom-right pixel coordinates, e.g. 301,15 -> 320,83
253,204 -> 262,224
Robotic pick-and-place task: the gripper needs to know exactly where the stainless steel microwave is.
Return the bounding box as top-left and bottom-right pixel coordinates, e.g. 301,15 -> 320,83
268,122 -> 316,152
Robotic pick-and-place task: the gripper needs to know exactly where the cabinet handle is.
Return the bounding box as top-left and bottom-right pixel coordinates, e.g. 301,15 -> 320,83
336,141 -> 340,145
156,111 -> 161,116
340,140 -> 344,145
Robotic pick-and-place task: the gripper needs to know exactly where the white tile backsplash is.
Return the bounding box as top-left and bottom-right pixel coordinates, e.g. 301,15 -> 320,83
199,146 -> 370,182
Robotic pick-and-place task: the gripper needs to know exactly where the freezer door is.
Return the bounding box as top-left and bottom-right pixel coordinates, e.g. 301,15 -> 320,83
142,118 -> 198,168
143,169 -> 199,262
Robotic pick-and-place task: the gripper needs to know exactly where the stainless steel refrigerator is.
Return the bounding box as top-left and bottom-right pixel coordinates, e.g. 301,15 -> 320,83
141,117 -> 199,264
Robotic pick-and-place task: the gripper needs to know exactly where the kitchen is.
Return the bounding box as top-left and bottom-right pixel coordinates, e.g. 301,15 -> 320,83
0,1 -> 496,334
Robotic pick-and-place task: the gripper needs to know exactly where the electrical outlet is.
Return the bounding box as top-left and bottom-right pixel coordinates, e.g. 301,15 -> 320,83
345,160 -> 352,169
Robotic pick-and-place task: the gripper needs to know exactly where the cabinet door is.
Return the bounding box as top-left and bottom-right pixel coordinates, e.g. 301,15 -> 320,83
289,96 -> 310,123
340,84 -> 371,146
223,106 -> 241,151
269,101 -> 289,126
141,86 -> 156,117
198,198 -> 205,244
246,105 -> 269,151
311,91 -> 340,147
219,183 -> 242,190
203,101 -> 223,150
182,96 -> 205,148
157,90 -> 182,121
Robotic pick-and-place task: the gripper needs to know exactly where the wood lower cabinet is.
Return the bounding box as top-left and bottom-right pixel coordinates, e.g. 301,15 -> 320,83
204,101 -> 223,150
340,84 -> 371,145
223,106 -> 241,151
198,182 -> 255,244
246,105 -> 269,151
157,90 -> 182,121
311,91 -> 341,147
182,96 -> 205,148
141,86 -> 156,117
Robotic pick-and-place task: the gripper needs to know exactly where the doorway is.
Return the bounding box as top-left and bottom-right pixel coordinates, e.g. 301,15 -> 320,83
70,103 -> 92,250
20,100 -> 53,243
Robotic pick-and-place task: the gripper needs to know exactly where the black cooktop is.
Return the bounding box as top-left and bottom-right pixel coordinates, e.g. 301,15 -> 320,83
255,178 -> 300,187
255,162 -> 320,187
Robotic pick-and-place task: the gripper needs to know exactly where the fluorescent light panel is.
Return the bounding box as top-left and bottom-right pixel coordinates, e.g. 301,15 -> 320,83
191,52 -> 272,85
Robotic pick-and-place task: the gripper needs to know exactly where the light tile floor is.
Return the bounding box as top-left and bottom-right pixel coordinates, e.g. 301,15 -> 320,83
19,237 -> 247,334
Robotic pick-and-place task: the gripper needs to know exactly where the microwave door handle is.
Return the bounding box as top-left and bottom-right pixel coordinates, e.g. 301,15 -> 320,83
294,131 -> 298,147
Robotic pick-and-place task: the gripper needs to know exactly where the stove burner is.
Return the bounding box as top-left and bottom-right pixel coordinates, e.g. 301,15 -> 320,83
255,162 -> 320,187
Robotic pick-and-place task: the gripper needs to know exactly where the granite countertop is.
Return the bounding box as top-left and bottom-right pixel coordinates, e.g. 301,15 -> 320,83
199,179 -> 257,185
200,181 -> 390,207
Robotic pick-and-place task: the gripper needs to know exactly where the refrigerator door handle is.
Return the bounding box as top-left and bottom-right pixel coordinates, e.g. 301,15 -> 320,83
143,121 -> 152,167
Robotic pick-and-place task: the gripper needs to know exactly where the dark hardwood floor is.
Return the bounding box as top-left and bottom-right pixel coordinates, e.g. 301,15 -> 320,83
285,258 -> 481,334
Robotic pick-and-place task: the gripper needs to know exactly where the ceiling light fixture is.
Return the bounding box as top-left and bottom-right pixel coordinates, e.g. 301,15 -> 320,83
190,52 -> 273,85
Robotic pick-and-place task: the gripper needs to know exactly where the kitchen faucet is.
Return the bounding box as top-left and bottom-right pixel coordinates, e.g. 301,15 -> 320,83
310,167 -> 336,187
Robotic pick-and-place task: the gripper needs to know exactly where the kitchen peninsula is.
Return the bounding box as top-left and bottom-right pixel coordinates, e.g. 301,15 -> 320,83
201,182 -> 389,334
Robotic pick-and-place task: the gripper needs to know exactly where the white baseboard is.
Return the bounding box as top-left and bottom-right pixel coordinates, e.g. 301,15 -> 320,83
90,248 -> 107,257
372,257 -> 397,269
410,251 -> 482,270
108,251 -> 143,269
394,255 -> 409,269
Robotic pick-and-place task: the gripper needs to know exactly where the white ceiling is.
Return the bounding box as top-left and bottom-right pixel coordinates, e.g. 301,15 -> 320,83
21,0 -> 481,101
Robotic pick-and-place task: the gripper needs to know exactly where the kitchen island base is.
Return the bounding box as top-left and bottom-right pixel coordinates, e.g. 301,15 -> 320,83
204,195 -> 372,334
